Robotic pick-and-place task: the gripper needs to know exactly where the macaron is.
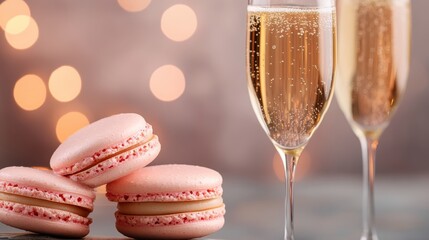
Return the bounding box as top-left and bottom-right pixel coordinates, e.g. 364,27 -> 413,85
0,166 -> 95,238
106,164 -> 226,239
50,113 -> 161,187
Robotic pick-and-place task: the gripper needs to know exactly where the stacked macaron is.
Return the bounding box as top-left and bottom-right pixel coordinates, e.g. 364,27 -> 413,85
106,164 -> 225,239
50,113 -> 161,187
0,113 -> 225,239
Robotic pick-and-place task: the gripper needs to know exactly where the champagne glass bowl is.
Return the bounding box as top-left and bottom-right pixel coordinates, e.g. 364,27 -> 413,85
246,0 -> 337,239
336,0 -> 411,239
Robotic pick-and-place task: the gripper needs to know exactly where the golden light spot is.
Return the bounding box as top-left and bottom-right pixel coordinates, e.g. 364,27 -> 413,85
273,152 -> 285,182
4,15 -> 30,34
161,4 -> 197,42
31,166 -> 51,171
0,0 -> 30,30
5,15 -> 38,50
49,66 -> 82,102
149,65 -> 186,102
56,112 -> 89,143
117,0 -> 151,12
95,185 -> 107,194
13,74 -> 46,111
272,151 -> 311,182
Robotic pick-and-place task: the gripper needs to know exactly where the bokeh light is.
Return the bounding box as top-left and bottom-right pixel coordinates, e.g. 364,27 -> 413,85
96,185 -> 107,194
117,0 -> 151,12
273,153 -> 285,182
4,14 -> 30,34
272,151 -> 311,182
56,111 -> 89,143
161,4 -> 197,42
13,74 -> 46,111
31,166 -> 51,171
0,0 -> 31,30
149,65 -> 186,102
5,15 -> 38,50
49,66 -> 82,102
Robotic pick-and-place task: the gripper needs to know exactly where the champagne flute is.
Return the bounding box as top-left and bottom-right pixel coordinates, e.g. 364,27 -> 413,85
336,0 -> 411,239
246,0 -> 336,239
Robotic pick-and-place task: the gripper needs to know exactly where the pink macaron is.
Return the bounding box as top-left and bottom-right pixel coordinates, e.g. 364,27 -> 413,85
0,166 -> 95,238
50,113 -> 161,187
106,164 -> 226,239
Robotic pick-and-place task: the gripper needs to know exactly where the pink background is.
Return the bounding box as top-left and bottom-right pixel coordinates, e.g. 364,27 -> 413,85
0,0 -> 427,180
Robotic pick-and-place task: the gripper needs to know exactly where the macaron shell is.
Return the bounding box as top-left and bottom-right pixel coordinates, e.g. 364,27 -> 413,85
50,113 -> 150,171
0,167 -> 95,200
74,136 -> 161,187
116,215 -> 224,239
107,164 -> 223,195
0,202 -> 90,238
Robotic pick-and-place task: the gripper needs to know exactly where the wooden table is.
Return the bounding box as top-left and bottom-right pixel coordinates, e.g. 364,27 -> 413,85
1,176 -> 428,240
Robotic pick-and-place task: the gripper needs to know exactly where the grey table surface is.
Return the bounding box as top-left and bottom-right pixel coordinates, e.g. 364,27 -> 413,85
0,176 -> 428,240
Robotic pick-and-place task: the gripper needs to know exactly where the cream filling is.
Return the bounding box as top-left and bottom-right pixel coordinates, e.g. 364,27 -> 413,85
117,197 -> 224,216
69,135 -> 156,176
0,192 -> 91,217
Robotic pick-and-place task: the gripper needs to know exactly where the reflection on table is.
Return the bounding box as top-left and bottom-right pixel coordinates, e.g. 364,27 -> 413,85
1,176 -> 428,240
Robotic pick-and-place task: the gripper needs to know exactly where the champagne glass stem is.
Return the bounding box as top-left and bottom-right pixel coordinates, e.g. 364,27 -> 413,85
278,148 -> 301,240
359,135 -> 379,240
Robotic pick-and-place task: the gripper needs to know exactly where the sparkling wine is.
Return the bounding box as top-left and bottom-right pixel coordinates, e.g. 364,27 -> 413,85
336,0 -> 410,136
247,6 -> 336,150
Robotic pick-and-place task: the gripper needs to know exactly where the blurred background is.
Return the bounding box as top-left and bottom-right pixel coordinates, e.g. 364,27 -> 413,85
0,0 -> 428,181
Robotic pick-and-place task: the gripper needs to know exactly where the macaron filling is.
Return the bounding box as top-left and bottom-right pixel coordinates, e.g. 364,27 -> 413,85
0,181 -> 93,210
0,192 -> 90,217
106,186 -> 223,202
68,135 -> 160,182
113,192 -> 225,228
55,125 -> 154,176
117,197 -> 224,216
